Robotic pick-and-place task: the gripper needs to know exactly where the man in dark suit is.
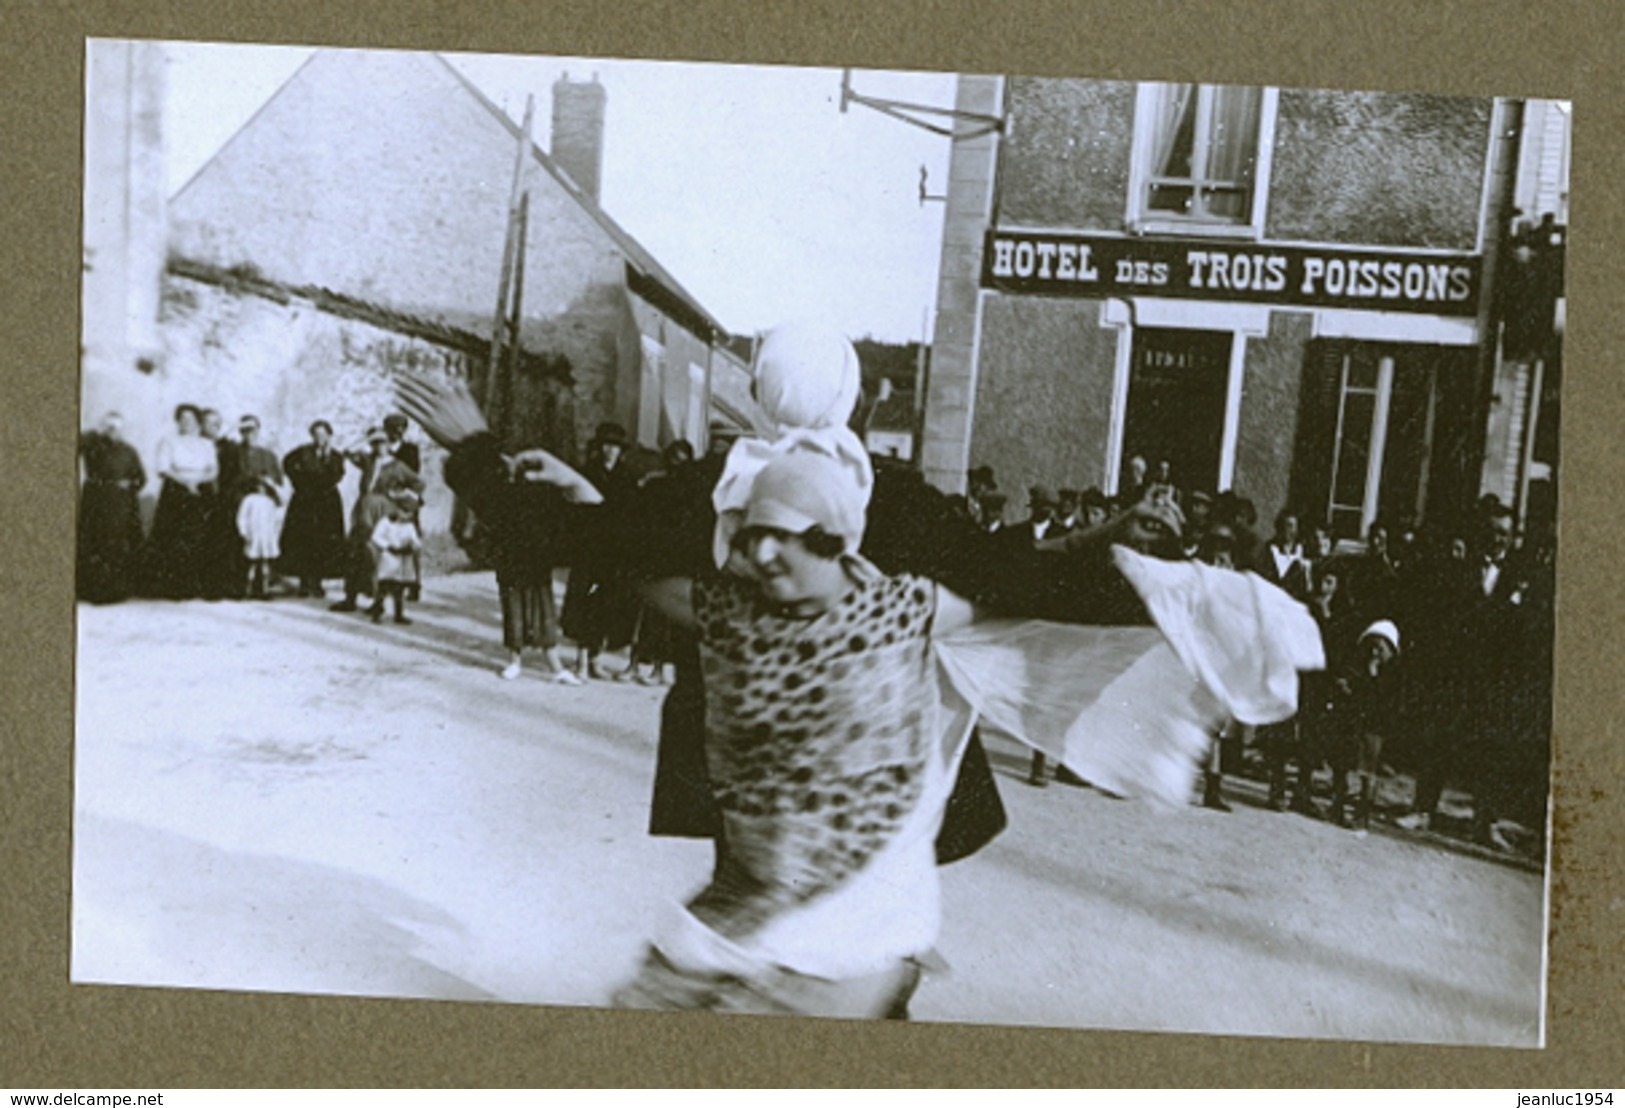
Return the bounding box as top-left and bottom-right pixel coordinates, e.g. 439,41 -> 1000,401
1396,504 -> 1531,846
1008,484 -> 1062,548
1344,519 -> 1402,624
1053,489 -> 1081,537
383,413 -> 421,473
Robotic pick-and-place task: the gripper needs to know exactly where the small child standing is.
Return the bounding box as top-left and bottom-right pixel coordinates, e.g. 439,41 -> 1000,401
1325,620 -> 1402,832
370,487 -> 423,625
235,477 -> 283,600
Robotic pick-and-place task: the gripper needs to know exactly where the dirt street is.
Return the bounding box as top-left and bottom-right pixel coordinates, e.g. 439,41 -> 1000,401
71,572 -> 1546,1046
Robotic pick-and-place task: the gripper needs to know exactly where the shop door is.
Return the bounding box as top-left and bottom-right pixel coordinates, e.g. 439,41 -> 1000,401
1120,327 -> 1231,496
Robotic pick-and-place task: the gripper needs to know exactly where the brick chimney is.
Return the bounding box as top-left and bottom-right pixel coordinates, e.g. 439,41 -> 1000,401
550,73 -> 606,203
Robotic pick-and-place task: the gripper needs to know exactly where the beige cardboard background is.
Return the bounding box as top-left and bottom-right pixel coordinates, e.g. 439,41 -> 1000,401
3,0 -> 1620,1087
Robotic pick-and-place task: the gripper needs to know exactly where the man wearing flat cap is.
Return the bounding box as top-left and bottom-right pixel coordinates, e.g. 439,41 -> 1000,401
382,413 -> 421,474
345,424 -> 394,507
231,415 -> 286,494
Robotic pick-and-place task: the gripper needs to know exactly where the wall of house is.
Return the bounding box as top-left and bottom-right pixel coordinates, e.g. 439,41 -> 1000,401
970,295 -> 1118,504
158,273 -> 473,535
707,347 -> 757,441
1267,90 -> 1492,249
168,48 -> 630,460
921,75 -> 1004,493
1231,310 -> 1314,527
994,79 -> 1493,250
996,78 -> 1135,230
933,73 -> 1498,534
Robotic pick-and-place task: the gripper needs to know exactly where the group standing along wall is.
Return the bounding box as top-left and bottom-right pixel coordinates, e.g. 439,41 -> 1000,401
158,271 -> 478,536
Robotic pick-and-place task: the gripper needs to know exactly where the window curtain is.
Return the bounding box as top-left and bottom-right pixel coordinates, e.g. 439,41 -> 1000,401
1207,85 -> 1261,182
1151,83 -> 1196,180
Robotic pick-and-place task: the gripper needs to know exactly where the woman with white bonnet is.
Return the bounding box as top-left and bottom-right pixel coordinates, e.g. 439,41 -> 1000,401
397,323 -> 1323,1019
407,321 -> 1011,867
708,316 -> 873,571
610,435 -> 1321,1016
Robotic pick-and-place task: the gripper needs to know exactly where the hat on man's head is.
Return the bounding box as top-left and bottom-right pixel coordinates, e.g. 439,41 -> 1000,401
591,421 -> 630,448
742,449 -> 867,556
366,425 -> 388,445
387,486 -> 422,508
383,414 -> 408,434
238,414 -> 260,430
1029,484 -> 1059,507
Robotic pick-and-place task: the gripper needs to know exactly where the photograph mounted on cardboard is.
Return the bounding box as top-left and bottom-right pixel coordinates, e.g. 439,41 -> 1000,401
74,39 -> 1562,1046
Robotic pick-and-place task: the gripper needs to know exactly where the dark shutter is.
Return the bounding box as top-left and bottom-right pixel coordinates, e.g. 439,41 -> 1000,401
1288,340 -> 1344,529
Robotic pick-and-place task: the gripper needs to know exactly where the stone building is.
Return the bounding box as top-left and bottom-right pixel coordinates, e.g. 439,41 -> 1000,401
155,47 -> 754,532
923,76 -> 1566,541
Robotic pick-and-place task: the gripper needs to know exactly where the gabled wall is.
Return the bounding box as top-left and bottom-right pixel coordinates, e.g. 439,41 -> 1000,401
168,48 -> 630,454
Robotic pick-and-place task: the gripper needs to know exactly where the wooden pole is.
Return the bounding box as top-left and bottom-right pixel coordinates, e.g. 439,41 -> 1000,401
486,95 -> 536,440
497,192 -> 531,443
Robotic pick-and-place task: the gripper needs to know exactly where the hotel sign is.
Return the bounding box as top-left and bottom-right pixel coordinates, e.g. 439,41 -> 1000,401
982,231 -> 1482,317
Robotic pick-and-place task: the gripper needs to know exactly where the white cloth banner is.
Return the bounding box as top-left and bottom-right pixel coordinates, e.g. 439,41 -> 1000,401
934,546 -> 1325,807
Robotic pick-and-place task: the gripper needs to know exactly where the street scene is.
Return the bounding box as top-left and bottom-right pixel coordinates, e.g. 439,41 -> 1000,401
73,575 -> 1545,1044
75,41 -> 1563,1042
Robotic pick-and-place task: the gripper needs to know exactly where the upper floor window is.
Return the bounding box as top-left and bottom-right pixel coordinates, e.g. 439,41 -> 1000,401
1129,83 -> 1276,236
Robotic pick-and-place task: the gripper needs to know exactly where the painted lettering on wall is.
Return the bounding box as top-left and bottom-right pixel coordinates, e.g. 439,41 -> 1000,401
983,231 -> 1481,316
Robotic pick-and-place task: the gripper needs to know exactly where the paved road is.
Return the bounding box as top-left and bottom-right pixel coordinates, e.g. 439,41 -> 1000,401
71,573 -> 1547,1046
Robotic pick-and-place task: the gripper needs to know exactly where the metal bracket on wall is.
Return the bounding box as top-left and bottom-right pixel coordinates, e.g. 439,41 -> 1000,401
839,69 -> 1005,140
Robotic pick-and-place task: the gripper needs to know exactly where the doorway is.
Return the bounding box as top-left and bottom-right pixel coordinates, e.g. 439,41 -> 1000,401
1120,327 -> 1232,496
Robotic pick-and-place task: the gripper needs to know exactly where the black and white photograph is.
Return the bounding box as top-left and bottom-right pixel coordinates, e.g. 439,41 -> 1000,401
73,38 -> 1564,1046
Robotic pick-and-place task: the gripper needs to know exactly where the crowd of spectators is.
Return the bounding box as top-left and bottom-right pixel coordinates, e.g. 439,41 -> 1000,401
963,455 -> 1555,854
80,402 -> 1554,856
77,406 -> 425,617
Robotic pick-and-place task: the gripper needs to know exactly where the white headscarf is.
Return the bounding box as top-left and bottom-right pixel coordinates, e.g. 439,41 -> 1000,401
711,319 -> 875,567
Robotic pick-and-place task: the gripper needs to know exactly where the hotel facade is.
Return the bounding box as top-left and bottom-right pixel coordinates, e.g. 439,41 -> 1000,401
922,76 -> 1566,540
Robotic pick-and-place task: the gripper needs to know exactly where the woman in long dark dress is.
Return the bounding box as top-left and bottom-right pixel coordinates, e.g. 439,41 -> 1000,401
280,420 -> 348,598
77,412 -> 147,604
485,457 -> 580,684
143,404 -> 219,599
560,422 -> 639,679
619,440 -> 699,685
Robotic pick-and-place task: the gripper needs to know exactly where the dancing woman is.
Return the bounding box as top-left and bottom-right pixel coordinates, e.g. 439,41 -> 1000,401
398,349 -> 1321,1020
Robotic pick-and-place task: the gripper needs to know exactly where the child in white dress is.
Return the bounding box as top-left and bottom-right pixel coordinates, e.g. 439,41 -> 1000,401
369,488 -> 423,625
235,477 -> 283,600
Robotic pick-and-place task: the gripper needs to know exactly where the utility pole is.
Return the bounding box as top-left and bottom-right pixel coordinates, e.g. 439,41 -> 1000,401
486,95 -> 536,445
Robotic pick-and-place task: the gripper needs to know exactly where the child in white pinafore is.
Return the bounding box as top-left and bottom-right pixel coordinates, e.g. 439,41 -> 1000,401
369,487 -> 423,625
235,477 -> 283,600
